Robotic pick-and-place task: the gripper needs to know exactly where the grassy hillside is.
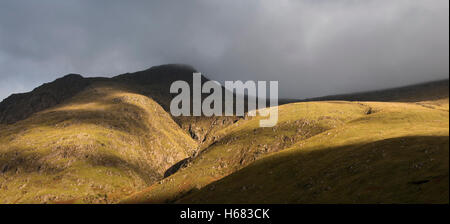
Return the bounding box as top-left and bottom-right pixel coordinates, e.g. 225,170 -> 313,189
0,81 -> 197,203
114,64 -> 244,148
0,64 -> 242,204
124,100 -> 449,204
122,101 -> 374,203
0,64 -> 448,204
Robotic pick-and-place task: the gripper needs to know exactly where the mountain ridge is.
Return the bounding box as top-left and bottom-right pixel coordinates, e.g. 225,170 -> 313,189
2,64 -> 447,125
0,65 -> 448,203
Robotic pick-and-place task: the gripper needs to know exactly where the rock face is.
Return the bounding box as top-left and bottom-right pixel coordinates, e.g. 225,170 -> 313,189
0,74 -> 91,124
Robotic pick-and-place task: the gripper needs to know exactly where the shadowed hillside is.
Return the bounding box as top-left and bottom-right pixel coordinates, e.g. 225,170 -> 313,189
0,74 -> 92,125
180,136 -> 449,204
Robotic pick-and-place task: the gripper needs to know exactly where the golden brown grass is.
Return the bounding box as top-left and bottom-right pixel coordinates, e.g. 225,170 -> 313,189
0,82 -> 197,203
123,100 -> 449,204
0,73 -> 448,204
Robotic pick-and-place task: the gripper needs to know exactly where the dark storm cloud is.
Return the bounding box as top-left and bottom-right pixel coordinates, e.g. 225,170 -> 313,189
0,0 -> 448,100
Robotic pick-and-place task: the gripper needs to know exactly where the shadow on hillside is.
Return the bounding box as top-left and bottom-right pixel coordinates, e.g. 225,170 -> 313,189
164,158 -> 190,178
0,97 -> 165,186
0,145 -> 160,185
0,74 -> 92,125
162,117 -> 330,180
83,151 -> 160,185
0,147 -> 65,175
1,97 -> 155,138
172,135 -> 449,204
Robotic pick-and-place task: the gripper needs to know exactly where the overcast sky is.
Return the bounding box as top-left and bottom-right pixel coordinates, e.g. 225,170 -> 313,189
0,0 -> 448,100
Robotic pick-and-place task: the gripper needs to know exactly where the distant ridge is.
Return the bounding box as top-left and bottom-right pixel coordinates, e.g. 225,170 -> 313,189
1,63 -> 447,125
303,79 -> 449,103
0,74 -> 91,124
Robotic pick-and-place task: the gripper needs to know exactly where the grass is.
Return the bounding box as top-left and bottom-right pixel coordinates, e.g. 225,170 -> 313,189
123,100 -> 449,204
0,82 -> 197,203
0,68 -> 448,204
180,135 -> 448,203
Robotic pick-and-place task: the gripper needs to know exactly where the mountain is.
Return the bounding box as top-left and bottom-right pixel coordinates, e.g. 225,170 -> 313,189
0,74 -> 91,125
123,79 -> 449,204
0,64 -> 233,203
175,102 -> 449,203
123,100 -> 449,204
0,65 -> 448,204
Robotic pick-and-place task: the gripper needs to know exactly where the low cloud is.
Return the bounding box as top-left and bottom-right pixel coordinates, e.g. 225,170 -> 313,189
0,0 -> 448,100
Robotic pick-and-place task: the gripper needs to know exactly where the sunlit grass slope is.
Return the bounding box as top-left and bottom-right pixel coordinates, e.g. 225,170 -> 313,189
0,82 -> 197,203
124,100 -> 449,204
123,101 -> 373,203
178,101 -> 449,203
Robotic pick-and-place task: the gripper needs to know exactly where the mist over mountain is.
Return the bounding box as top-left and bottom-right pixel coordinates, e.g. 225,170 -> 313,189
0,0 -> 448,100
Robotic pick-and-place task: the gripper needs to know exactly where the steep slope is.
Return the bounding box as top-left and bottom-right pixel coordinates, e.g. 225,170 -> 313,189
0,64 -> 237,152
0,77 -> 199,203
0,64 -> 242,204
0,74 -> 91,124
114,64 -> 242,148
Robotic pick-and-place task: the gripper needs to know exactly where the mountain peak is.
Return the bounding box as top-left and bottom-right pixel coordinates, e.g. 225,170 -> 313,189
0,73 -> 91,124
145,64 -> 197,73
59,73 -> 84,79
114,64 -> 208,85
